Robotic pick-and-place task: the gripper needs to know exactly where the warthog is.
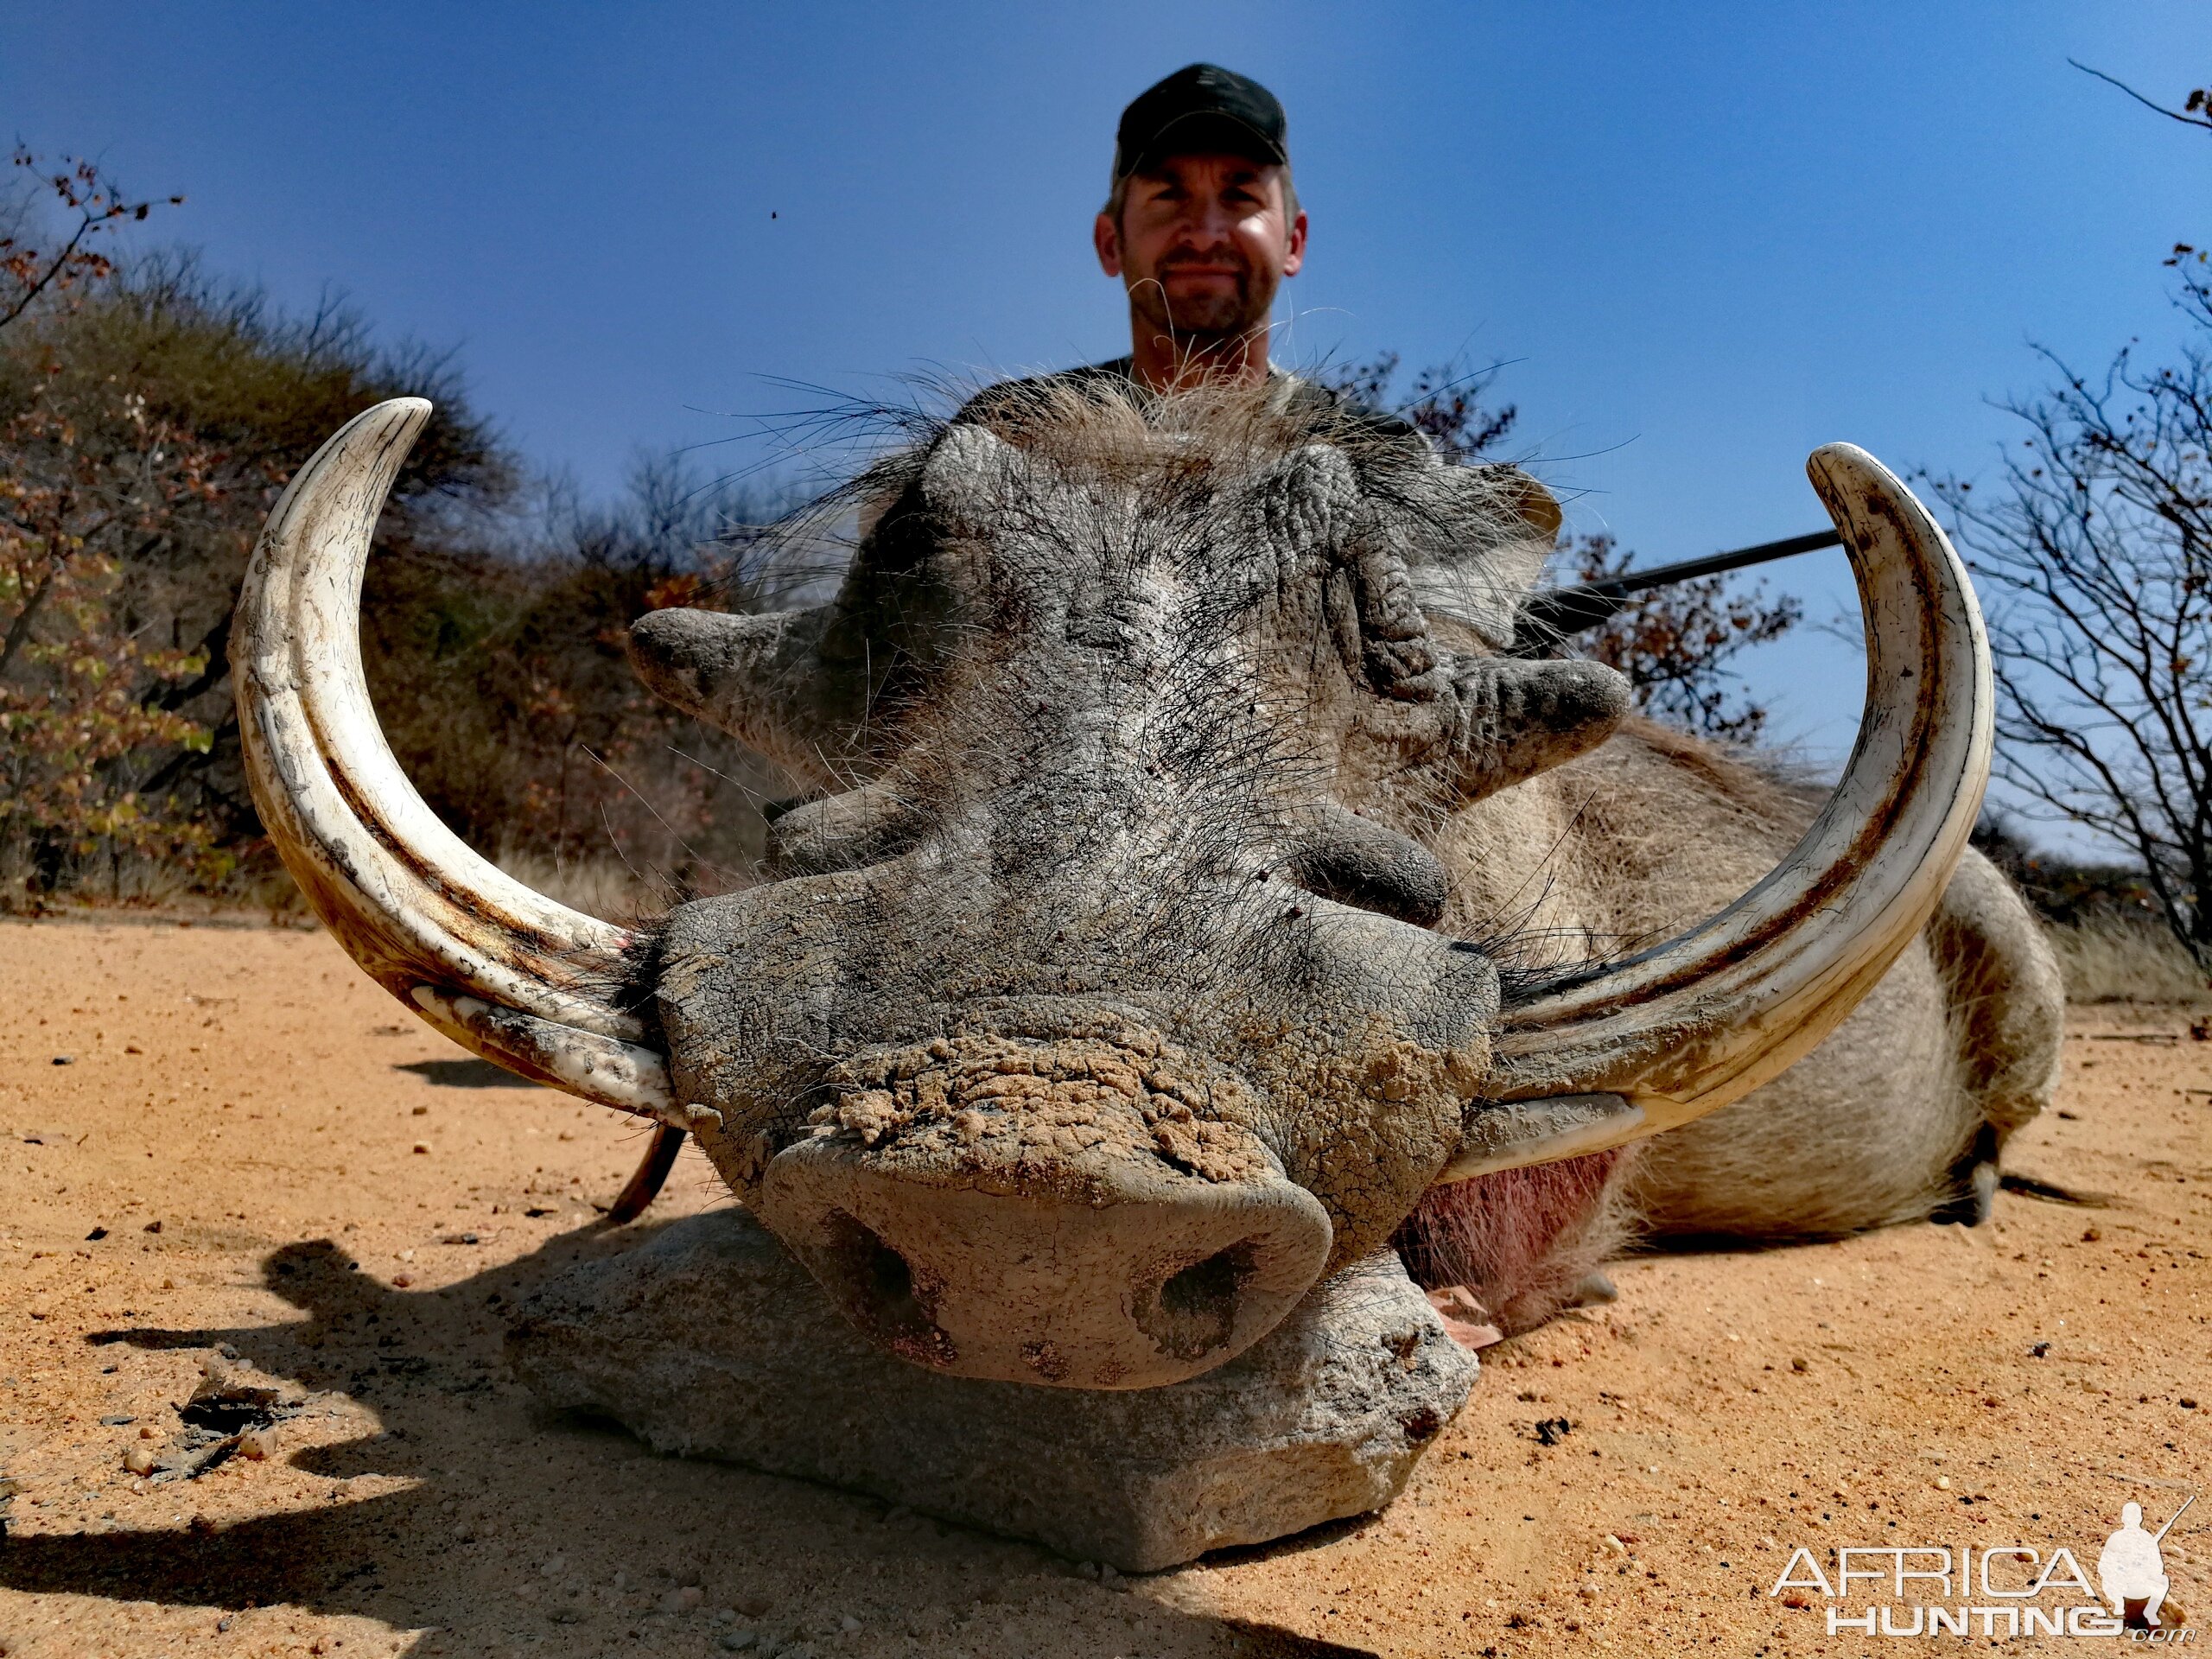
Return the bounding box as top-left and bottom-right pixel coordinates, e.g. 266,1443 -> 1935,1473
234,382 -> 2057,1389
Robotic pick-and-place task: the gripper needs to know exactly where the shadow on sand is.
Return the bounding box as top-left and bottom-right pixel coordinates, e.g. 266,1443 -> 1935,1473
392,1058 -> 541,1090
3,1220 -> 1380,1657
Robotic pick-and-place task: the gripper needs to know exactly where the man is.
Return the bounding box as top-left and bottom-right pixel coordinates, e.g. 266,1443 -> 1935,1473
833,64 -> 1554,633
962,63 -> 1411,439
1088,62 -> 1306,393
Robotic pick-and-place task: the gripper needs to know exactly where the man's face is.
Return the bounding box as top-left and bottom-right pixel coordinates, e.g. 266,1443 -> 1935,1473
1095,152 -> 1306,344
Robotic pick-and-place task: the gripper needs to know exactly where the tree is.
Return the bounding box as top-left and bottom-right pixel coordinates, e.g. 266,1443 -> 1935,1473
0,156 -> 785,906
1323,353 -> 1802,741
0,147 -> 181,332
1930,308 -> 2212,966
1926,69 -> 2212,968
0,153 -> 230,891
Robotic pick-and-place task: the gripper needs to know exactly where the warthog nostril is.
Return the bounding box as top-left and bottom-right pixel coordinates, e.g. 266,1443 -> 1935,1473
861,1225 -> 914,1306
1136,1241 -> 1257,1361
814,1211 -> 957,1368
758,1096 -> 1333,1388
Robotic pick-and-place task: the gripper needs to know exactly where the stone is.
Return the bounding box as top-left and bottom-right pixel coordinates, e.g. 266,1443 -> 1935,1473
506,1208 -> 1477,1571
508,1211 -> 1478,1574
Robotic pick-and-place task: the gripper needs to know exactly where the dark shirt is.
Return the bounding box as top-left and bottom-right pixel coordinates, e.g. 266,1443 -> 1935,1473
949,354 -> 1432,452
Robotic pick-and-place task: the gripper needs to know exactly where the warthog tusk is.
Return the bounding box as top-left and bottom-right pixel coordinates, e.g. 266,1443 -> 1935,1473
1446,443 -> 1992,1179
233,398 -> 671,1118
1436,1094 -> 1645,1185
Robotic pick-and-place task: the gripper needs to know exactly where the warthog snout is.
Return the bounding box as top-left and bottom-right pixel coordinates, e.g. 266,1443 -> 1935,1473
753,1032 -> 1332,1389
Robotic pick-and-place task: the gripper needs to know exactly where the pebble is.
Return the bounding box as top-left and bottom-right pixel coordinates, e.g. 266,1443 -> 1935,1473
411,1142 -> 431,1154
1789,1357 -> 1808,1372
539,1554 -> 567,1578
717,1633 -> 757,1653
659,1586 -> 704,1614
124,1446 -> 157,1476
1580,1581 -> 1602,1600
51,1055 -> 73,1066
1936,1476 -> 1951,1490
840,1614 -> 861,1631
237,1427 -> 276,1461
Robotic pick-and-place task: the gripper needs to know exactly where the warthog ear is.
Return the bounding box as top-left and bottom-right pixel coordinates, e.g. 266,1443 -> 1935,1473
1445,657 -> 1631,802
917,422 -> 1039,531
1396,467 -> 1560,653
626,605 -> 859,788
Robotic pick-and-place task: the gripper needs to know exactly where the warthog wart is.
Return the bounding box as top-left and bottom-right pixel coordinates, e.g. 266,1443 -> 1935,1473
232,377 -> 2055,1389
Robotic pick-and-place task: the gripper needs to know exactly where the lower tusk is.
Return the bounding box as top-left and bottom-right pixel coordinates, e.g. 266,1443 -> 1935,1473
410,986 -> 672,1117
1434,1094 -> 1645,1184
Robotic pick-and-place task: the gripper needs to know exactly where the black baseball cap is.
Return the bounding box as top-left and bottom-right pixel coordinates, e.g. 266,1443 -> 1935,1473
1113,64 -> 1288,179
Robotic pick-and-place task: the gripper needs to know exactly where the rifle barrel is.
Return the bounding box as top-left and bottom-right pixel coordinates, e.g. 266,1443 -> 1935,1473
2152,1494 -> 2195,1545
1513,527 -> 1842,652
1589,529 -> 1843,596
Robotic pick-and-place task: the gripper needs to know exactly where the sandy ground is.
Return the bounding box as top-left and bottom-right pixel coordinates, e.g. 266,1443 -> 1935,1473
0,916 -> 2205,1659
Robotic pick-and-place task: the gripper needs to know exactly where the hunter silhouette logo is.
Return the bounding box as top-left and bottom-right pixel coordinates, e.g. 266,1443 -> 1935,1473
1769,1494 -> 2199,1640
2102,1498 -> 2194,1630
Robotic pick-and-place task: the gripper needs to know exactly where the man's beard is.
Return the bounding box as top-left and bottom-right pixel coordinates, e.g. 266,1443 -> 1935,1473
1128,253 -> 1273,350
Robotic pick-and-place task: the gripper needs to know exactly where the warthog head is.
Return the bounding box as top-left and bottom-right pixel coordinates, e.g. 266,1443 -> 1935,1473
235,384 -> 1991,1389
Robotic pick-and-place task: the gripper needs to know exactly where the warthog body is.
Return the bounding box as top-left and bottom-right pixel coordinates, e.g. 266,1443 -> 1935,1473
235,380 -> 2053,1391
652,382 -> 2063,1340
1407,721 -> 2061,1331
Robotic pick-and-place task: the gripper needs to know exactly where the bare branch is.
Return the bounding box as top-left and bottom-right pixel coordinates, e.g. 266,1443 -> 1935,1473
2068,60 -> 2212,134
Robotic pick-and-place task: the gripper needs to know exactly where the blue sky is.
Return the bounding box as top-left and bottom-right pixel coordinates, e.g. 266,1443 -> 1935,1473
6,2 -> 2207,812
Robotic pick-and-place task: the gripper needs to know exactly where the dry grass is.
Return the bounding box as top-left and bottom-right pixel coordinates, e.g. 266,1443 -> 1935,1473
0,851 -> 308,920
2044,912 -> 2209,1005
1,851 -> 705,929
22,844 -> 2211,1015
491,852 -> 676,925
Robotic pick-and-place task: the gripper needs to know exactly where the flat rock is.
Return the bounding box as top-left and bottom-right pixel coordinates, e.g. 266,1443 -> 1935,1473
506,1209 -> 1477,1571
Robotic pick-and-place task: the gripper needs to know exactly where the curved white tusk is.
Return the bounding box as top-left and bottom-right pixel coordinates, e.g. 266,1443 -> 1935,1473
409,987 -> 672,1116
1439,443 -> 1992,1182
235,398 -> 669,1115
